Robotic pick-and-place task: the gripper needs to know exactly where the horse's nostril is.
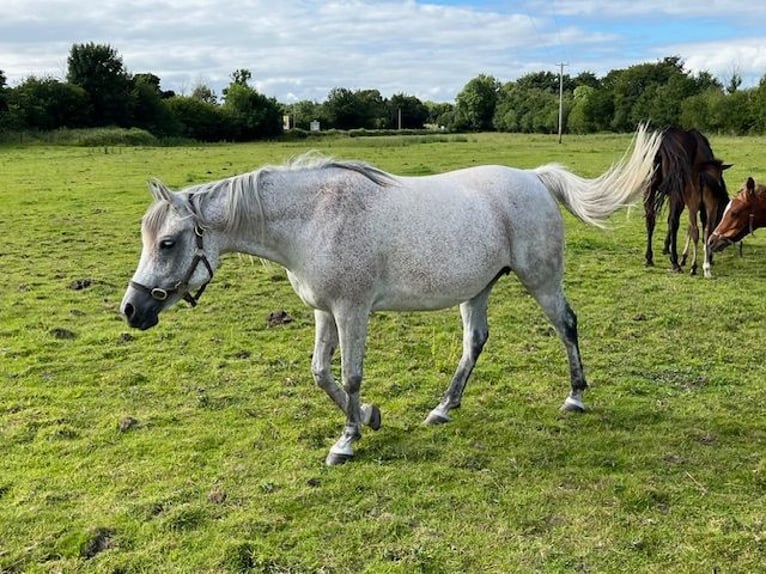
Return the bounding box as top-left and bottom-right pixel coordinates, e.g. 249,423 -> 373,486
123,302 -> 135,319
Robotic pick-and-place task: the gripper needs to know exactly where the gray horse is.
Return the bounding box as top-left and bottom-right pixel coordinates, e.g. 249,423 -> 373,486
121,126 -> 661,465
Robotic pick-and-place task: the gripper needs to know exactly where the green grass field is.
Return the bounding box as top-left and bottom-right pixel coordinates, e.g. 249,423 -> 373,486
2,133 -> 766,573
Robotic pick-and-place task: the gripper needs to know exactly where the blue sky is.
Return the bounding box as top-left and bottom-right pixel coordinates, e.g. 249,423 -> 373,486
1,0 -> 765,103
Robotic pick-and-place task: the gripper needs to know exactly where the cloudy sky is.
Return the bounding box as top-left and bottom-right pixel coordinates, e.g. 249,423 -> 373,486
2,0 -> 765,103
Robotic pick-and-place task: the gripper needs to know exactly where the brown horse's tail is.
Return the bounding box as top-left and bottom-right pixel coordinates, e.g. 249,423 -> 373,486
649,135 -> 692,217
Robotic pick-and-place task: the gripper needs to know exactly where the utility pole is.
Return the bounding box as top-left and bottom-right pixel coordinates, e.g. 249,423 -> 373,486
557,62 -> 568,143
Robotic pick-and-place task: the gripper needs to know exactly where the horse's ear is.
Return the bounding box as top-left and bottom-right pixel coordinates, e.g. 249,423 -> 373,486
747,177 -> 756,194
721,163 -> 733,171
148,178 -> 188,212
148,178 -> 170,201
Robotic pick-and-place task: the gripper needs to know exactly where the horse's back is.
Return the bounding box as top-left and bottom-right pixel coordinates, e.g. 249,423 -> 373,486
364,166 -> 563,309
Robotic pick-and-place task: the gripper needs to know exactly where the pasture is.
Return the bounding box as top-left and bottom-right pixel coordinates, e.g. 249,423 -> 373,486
2,132 -> 766,573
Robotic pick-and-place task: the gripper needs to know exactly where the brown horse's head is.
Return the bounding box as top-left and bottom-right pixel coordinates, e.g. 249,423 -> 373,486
709,177 -> 766,252
698,159 -> 732,224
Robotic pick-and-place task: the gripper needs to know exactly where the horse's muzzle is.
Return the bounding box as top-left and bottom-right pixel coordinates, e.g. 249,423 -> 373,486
121,290 -> 162,330
707,234 -> 732,253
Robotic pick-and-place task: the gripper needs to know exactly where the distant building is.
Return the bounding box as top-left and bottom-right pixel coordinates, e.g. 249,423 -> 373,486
310,120 -> 320,132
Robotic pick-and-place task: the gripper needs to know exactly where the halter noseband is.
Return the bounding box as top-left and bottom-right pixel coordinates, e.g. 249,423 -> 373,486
130,200 -> 214,308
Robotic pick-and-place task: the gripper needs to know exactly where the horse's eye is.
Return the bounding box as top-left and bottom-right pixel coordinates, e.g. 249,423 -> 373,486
158,238 -> 176,250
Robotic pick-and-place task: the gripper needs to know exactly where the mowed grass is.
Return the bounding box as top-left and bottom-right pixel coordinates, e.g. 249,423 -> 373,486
2,132 -> 766,573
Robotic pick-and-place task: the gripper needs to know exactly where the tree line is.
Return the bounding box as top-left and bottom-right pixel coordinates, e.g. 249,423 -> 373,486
2,43 -> 766,141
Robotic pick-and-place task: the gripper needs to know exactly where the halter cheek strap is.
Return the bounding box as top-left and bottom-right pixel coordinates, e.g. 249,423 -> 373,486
130,199 -> 215,308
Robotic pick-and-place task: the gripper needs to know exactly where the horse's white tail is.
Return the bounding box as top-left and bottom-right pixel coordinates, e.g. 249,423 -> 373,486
534,124 -> 662,228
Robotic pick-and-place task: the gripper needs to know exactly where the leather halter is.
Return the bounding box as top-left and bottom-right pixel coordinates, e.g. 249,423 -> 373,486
129,200 -> 214,308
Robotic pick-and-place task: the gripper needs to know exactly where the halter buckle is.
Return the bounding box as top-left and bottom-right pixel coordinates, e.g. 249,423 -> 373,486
151,287 -> 169,301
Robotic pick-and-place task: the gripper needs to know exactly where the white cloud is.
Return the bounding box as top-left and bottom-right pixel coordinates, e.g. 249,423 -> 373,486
1,0 -> 766,102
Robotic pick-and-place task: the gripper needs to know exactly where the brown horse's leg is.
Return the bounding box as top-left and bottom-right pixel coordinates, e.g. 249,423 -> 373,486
687,220 -> 699,275
703,202 -> 715,278
667,200 -> 683,272
644,188 -> 657,266
680,231 -> 691,266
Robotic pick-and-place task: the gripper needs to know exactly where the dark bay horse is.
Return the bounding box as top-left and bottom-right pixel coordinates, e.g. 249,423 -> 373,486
709,177 -> 766,252
644,127 -> 730,277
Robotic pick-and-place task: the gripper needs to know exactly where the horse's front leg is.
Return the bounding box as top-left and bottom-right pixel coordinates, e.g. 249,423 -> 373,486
425,286 -> 491,424
702,209 -> 715,278
667,205 -> 683,272
687,213 -> 700,276
325,308 -> 371,465
312,310 -> 381,439
679,231 -> 691,267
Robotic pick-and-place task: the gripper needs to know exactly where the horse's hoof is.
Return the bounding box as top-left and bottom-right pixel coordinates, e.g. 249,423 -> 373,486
325,451 -> 353,466
560,396 -> 586,413
362,405 -> 383,430
365,404 -> 382,431
424,410 -> 451,425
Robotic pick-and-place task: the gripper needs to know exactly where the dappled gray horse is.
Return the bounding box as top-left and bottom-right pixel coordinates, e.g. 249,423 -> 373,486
121,126 -> 661,465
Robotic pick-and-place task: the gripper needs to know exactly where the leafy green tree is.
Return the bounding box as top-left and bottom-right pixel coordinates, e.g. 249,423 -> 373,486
750,76 -> 766,133
284,99 -> 326,130
691,70 -> 722,93
454,74 -> 500,131
385,93 -> 429,129
231,69 -> 252,87
8,76 -> 90,130
716,89 -> 755,134
679,89 -> 723,131
726,71 -> 742,94
516,71 -> 574,94
166,96 -> 232,141
0,70 -> 8,112
324,87 -> 385,129
567,85 -> 596,134
573,71 -> 601,90
323,87 -> 357,129
66,42 -> 132,126
131,73 -> 179,136
609,56 -> 693,130
222,71 -> 282,140
0,70 -> 10,132
356,89 -> 386,128
424,101 -> 454,128
493,82 -> 561,133
191,83 -> 217,105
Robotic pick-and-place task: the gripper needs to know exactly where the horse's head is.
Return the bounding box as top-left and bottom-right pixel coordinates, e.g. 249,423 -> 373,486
120,180 -> 220,330
697,159 -> 732,219
709,177 -> 766,252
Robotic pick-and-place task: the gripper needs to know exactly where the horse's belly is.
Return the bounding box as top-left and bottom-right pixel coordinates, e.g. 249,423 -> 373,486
371,270 -> 502,311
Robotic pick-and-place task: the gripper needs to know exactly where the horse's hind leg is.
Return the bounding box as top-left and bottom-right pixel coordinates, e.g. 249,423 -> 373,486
644,189 -> 657,266
311,310 -> 380,435
667,204 -> 683,272
529,284 -> 588,412
425,284 -> 492,425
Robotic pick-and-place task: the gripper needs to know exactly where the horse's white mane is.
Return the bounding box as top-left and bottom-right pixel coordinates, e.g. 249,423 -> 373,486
143,152 -> 393,239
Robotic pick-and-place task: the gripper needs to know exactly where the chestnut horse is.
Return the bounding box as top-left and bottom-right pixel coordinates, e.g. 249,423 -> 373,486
644,127 -> 730,277
709,177 -> 766,252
